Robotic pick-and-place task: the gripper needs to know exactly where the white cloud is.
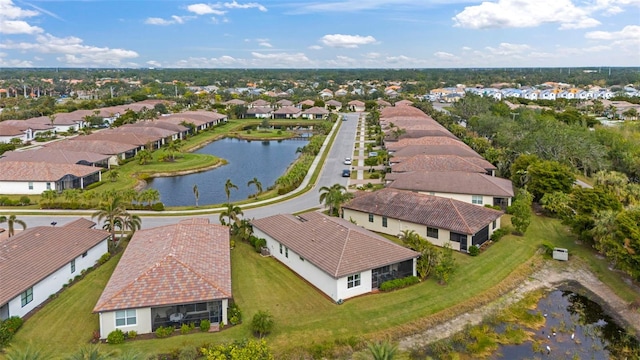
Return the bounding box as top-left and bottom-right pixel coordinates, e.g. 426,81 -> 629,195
146,60 -> 162,68
453,0 -> 600,30
187,4 -> 226,15
585,24 -> 640,40
0,0 -> 43,34
485,42 -> 531,56
363,52 -> 381,59
0,33 -> 138,66
308,45 -> 322,50
144,15 -> 192,25
258,41 -> 272,48
434,51 -> 456,60
320,34 -> 376,48
224,1 -> 267,11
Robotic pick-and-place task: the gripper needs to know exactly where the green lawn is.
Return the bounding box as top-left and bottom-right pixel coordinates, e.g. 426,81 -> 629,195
8,214 -> 584,359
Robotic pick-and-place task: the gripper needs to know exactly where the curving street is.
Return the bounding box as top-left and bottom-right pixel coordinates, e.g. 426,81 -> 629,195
16,113 -> 362,229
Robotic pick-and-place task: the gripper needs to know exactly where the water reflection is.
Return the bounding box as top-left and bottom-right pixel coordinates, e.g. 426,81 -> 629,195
145,137 -> 304,206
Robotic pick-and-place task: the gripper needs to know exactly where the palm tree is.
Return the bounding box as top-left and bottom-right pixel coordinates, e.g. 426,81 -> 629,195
0,215 -> 27,237
41,189 -> 57,206
367,340 -> 398,360
224,178 -> 238,205
139,188 -> 160,207
165,140 -> 181,161
92,196 -> 126,243
66,345 -> 112,360
219,203 -> 243,227
318,183 -> 352,216
135,149 -> 152,165
247,177 -> 263,198
193,184 -> 199,207
107,169 -> 120,182
3,345 -> 51,360
117,212 -> 142,240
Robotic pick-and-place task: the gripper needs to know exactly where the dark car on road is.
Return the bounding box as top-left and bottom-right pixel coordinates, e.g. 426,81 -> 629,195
342,169 -> 351,177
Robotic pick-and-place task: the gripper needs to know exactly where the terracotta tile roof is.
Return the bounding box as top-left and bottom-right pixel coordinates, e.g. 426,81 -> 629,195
0,124 -> 24,136
386,171 -> 514,197
276,99 -> 294,106
251,212 -> 418,278
385,129 -> 457,141
380,106 -> 429,119
1,120 -> 53,131
224,99 -> 246,105
1,148 -> 110,165
0,161 -> 101,181
390,145 -> 483,159
343,188 -> 503,235
250,99 -> 271,107
376,99 -> 391,106
47,139 -> 138,155
126,121 -> 188,133
302,106 -> 329,115
112,125 -> 177,139
389,155 -> 491,173
394,100 -> 414,106
298,100 -> 315,106
94,219 -> 231,312
63,217 -> 97,228
247,107 -> 274,115
348,100 -> 365,106
0,225 -> 110,305
83,131 -> 157,146
273,106 -> 302,115
326,100 -> 342,106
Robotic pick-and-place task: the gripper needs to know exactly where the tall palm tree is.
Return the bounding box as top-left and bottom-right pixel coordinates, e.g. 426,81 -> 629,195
247,177 -> 263,198
116,212 -> 142,240
92,196 -> 126,242
139,188 -> 160,207
318,183 -> 352,217
0,215 -> 27,237
219,203 -> 243,227
224,178 -> 238,205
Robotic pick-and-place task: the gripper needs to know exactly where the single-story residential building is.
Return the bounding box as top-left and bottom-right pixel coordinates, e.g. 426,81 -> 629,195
348,100 -> 366,112
0,219 -> 110,320
385,171 -> 514,208
342,188 -> 504,253
1,148 -> 111,169
93,218 -> 231,339
251,211 -> 419,302
301,106 -> 330,120
0,161 -> 102,194
325,100 -> 343,111
246,107 -> 274,119
388,154 -> 495,175
272,106 -> 302,119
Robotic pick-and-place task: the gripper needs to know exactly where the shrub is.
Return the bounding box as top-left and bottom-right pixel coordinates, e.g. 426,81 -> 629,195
126,330 -> 137,339
228,302 -> 242,325
490,227 -> 510,242
96,253 -> 111,266
379,276 -> 420,291
180,323 -> 191,335
253,238 -> 266,253
469,245 -> 480,256
0,316 -> 24,347
179,347 -> 199,360
369,173 -> 380,179
19,196 -> 31,205
251,310 -> 275,338
484,204 -> 502,211
200,319 -> 211,332
155,326 -> 174,338
151,202 -> 165,211
107,329 -> 125,344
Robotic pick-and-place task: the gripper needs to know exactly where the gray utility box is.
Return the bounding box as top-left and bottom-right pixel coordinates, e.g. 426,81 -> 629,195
553,248 -> 569,261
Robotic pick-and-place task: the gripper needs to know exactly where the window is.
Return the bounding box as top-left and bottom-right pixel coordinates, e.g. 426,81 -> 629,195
21,287 -> 33,307
82,251 -> 88,258
382,217 -> 388,227
368,213 -> 374,223
279,244 -> 283,254
71,259 -> 76,273
492,220 -> 497,230
347,274 -> 361,289
285,247 -> 289,258
472,195 -> 483,205
46,182 -> 51,190
115,309 -> 137,327
427,227 -> 439,239
28,182 -> 33,190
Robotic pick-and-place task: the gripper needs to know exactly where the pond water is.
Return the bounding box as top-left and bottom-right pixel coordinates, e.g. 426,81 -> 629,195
145,137 -> 304,206
492,288 -> 639,360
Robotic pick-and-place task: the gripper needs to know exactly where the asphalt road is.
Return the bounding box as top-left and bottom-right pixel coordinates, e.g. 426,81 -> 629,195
17,113 -> 361,229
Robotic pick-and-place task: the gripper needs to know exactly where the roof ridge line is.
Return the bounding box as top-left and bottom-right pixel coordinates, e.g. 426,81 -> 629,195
449,198 -> 472,234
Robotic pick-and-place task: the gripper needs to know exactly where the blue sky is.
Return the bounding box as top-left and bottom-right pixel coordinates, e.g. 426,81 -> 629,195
0,0 -> 638,68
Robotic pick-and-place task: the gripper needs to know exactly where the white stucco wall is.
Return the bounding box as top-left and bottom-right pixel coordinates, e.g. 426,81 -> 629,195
0,180 -> 53,195
417,192 -> 495,207
4,239 -> 108,319
254,228 -> 372,302
99,307 -> 152,339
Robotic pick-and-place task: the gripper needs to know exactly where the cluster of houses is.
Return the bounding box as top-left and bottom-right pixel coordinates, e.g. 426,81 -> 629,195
225,97 -> 368,118
0,102 -> 514,341
0,101 -> 228,195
